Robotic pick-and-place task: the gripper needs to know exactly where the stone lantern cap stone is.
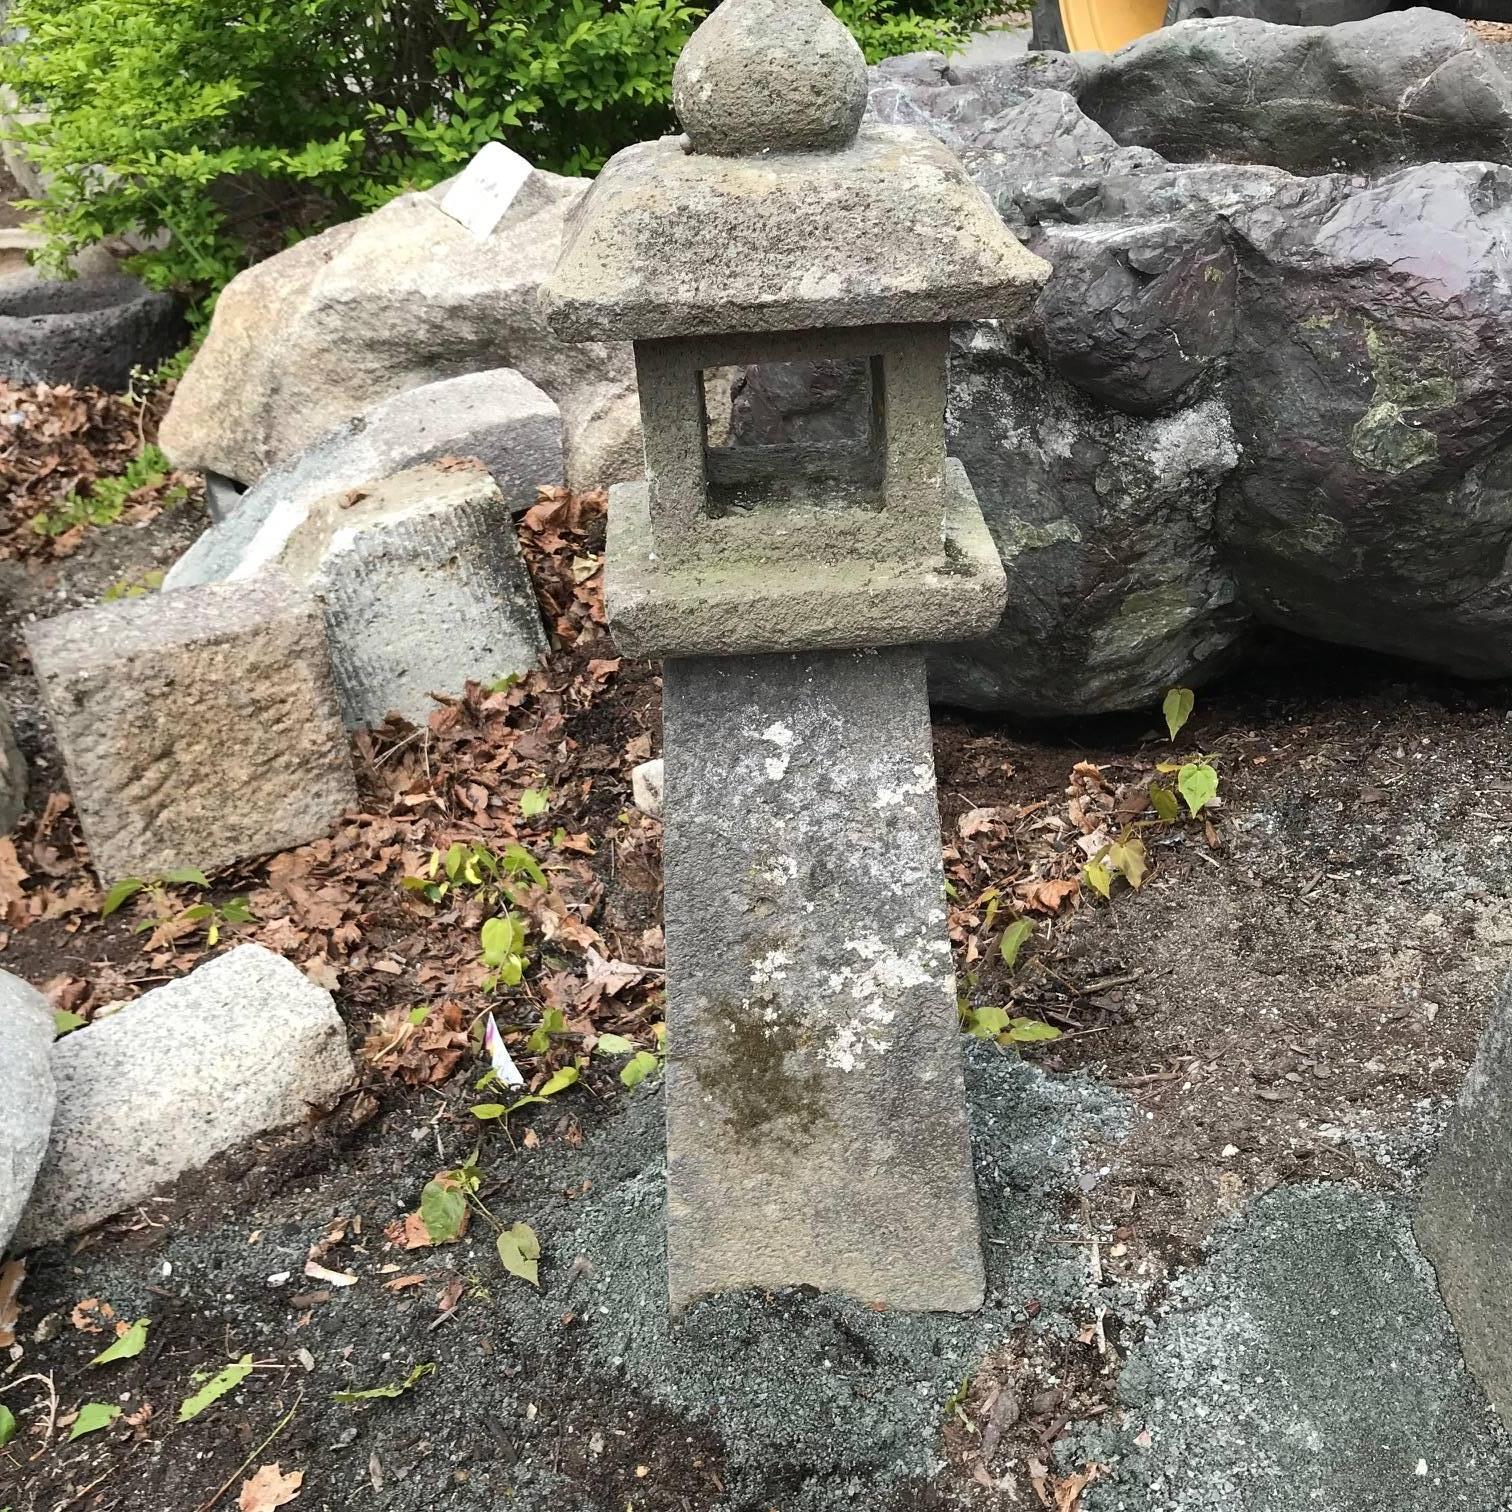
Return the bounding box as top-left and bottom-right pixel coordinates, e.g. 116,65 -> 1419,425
541,126 -> 1049,342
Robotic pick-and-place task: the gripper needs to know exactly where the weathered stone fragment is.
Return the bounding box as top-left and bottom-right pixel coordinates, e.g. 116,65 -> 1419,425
261,462 -> 547,727
14,946 -> 353,1249
27,576 -> 356,882
661,648 -> 983,1311
165,368 -> 561,591
1416,974 -> 1512,1428
0,970 -> 55,1254
158,159 -> 636,492
630,757 -> 664,819
0,701 -> 25,833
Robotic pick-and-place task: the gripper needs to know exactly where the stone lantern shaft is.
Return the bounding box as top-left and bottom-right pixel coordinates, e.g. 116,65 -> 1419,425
544,0 -> 1049,1313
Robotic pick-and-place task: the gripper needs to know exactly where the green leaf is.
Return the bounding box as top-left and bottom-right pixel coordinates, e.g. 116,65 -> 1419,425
161,866 -> 209,888
1177,762 -> 1220,818
1004,1017 -> 1061,1044
536,1065 -> 579,1099
68,1402 -> 121,1441
1107,836 -> 1148,890
0,1405 -> 15,1447
496,1223 -> 540,1286
998,917 -> 1034,972
470,1103 -> 507,1121
1162,686 -> 1195,742
620,1050 -> 660,1088
1149,785 -> 1179,823
1083,861 -> 1113,901
520,788 -> 549,818
481,914 -> 526,967
965,1005 -> 1009,1040
419,1178 -> 466,1243
500,843 -> 546,887
101,877 -> 145,916
177,1355 -> 253,1422
594,1033 -> 635,1056
332,1362 -> 435,1403
53,1009 -> 87,1037
90,1318 -> 148,1365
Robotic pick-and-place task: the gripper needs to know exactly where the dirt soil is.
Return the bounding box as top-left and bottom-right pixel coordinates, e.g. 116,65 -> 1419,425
0,380 -> 1509,1512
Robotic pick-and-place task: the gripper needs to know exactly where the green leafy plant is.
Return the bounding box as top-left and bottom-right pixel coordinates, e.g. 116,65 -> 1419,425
0,1405 -> 16,1448
496,1222 -> 542,1286
102,568 -> 166,602
596,1022 -> 667,1087
103,868 -> 253,946
5,0 -> 997,299
178,1356 -> 253,1423
90,1318 -> 149,1366
67,1402 -> 120,1441
404,839 -> 545,909
480,914 -> 529,991
472,1063 -> 579,1122
333,1362 -> 435,1403
998,916 -> 1034,971
31,446 -> 184,538
1162,685 -> 1195,742
960,1003 -> 1061,1047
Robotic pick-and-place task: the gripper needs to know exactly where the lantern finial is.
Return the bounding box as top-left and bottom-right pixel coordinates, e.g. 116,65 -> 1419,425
673,0 -> 868,157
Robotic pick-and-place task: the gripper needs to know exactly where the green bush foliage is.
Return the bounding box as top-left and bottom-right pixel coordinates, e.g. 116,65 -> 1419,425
2,0 -> 1001,298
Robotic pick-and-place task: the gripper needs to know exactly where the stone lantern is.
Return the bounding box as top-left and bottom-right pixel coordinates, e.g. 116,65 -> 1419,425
544,0 -> 1049,1313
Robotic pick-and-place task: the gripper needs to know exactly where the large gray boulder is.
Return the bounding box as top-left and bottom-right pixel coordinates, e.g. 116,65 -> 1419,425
731,12 -> 1512,713
15,945 -> 353,1250
0,702 -> 25,834
164,367 -> 562,591
159,161 -> 638,494
1,970 -> 55,1255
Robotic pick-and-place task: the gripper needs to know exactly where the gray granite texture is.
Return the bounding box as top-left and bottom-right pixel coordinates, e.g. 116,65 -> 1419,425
605,458 -> 1007,659
1416,974 -> 1512,1429
269,461 -> 547,727
26,575 -> 356,882
0,700 -> 25,833
14,946 -> 354,1250
0,970 -> 55,1255
661,647 -> 983,1312
541,125 -> 1048,342
673,0 -> 867,156
165,367 -> 561,591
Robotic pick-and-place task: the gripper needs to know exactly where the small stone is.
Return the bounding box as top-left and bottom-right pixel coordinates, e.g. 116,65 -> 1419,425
630,757 -> 664,819
251,461 -> 547,728
166,368 -> 562,591
26,574 -> 356,882
673,0 -> 867,157
0,701 -> 25,834
14,945 -> 354,1249
0,969 -> 56,1255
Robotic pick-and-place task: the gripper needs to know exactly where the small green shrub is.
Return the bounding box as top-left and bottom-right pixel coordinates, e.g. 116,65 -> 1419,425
31,444 -> 184,537
3,0 -> 999,300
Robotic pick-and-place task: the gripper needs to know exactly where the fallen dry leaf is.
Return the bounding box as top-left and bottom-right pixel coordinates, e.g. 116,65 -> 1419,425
0,1258 -> 25,1348
238,1463 -> 304,1512
1017,877 -> 1081,914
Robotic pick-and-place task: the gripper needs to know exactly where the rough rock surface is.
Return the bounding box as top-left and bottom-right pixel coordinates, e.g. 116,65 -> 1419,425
0,970 -> 55,1255
26,575 -> 356,881
1417,974 -> 1512,1428
158,164 -> 637,493
1073,1184 -> 1512,1511
259,462 -> 547,727
673,0 -> 867,156
0,699 -> 25,833
721,13 -> 1512,713
0,270 -> 186,390
14,946 -> 354,1250
661,648 -> 982,1311
630,756 -> 663,818
164,368 -> 562,592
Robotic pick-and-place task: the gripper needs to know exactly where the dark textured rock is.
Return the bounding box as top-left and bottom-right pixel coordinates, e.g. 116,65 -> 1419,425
0,272 -> 185,390
935,331 -> 1246,714
1078,10 -> 1512,176
661,647 -> 983,1311
1218,162 -> 1512,674
1417,974 -> 1512,1429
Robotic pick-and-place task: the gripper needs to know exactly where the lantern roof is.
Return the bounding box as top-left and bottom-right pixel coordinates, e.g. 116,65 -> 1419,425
540,0 -> 1048,343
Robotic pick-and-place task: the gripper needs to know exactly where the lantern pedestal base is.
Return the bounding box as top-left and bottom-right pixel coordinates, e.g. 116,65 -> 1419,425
661,645 -> 985,1314
605,458 -> 1006,660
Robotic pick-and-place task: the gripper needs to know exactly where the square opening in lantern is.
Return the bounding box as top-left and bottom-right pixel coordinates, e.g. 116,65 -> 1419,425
699,355 -> 885,517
